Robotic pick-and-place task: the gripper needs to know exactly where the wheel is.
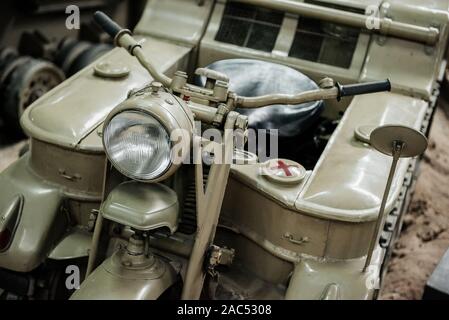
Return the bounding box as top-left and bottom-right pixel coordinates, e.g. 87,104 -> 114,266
34,258 -> 87,300
1,58 -> 65,131
55,38 -> 112,76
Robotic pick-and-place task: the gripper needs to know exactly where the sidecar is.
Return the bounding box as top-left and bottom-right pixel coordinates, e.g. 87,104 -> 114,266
1,0 -> 448,299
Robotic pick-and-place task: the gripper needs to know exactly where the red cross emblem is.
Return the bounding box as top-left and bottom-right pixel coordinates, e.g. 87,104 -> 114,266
270,160 -> 299,177
261,159 -> 306,184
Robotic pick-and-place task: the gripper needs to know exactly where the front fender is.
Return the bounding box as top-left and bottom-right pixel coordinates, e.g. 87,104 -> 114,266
285,249 -> 383,300
71,251 -> 179,300
0,155 -> 66,272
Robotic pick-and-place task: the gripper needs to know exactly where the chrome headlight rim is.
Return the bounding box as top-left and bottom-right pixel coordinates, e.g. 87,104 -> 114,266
102,94 -> 194,183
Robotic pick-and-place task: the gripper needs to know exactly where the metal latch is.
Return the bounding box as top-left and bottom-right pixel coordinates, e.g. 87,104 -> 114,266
58,169 -> 81,181
284,232 -> 309,245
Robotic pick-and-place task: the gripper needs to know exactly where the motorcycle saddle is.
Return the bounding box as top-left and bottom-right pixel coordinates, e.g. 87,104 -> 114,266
195,59 -> 324,137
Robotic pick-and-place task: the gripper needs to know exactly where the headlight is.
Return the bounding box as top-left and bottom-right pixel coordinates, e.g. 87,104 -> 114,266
104,110 -> 171,180
102,91 -> 194,182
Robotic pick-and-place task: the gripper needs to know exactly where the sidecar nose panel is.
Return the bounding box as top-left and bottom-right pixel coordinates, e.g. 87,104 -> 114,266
0,155 -> 66,272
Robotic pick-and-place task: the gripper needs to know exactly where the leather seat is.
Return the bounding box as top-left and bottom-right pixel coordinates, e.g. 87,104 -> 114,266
196,59 -> 323,138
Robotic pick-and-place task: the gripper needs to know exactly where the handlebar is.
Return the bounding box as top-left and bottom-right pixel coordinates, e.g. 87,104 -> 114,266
93,11 -> 123,39
94,11 -> 172,87
336,80 -> 391,101
235,79 -> 391,109
93,11 -> 392,110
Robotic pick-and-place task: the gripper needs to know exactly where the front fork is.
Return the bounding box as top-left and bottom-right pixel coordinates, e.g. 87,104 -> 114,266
181,111 -> 240,299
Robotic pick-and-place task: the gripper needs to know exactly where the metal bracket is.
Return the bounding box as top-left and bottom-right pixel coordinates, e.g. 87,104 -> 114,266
206,245 -> 235,277
88,209 -> 99,232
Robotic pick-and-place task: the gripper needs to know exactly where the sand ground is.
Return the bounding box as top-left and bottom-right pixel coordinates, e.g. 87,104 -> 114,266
379,98 -> 449,299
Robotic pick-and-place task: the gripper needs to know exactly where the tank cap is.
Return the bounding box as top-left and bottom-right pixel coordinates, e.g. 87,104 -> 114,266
260,159 -> 306,185
354,125 -> 376,144
233,149 -> 258,165
94,61 -> 130,79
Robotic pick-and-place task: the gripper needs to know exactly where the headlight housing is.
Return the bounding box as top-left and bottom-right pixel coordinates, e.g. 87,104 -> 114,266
103,91 -> 194,182
104,110 -> 172,180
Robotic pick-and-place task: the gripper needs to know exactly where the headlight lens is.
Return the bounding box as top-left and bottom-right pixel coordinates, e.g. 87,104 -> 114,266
103,110 -> 171,180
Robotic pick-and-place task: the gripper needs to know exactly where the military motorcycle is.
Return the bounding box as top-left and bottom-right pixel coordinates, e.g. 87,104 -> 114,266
68,12 -> 396,299
1,0 -> 446,299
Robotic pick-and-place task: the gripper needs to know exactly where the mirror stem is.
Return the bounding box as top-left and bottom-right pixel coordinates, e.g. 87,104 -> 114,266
363,141 -> 404,272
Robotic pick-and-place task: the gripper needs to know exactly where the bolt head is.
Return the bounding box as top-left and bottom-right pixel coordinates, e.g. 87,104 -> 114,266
151,81 -> 163,93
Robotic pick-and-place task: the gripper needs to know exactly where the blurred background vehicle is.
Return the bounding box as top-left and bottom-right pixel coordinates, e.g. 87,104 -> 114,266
0,0 -> 146,133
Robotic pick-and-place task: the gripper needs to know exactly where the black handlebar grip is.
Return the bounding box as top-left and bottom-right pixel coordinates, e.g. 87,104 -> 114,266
93,11 -> 123,39
337,79 -> 391,100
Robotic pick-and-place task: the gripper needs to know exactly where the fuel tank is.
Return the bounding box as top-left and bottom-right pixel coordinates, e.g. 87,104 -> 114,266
21,37 -> 191,152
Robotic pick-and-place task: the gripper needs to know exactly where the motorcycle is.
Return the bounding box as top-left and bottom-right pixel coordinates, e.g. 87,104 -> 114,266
69,12 -> 393,300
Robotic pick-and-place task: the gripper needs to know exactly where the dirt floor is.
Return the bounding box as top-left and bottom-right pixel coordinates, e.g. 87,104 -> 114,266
1,99 -> 449,300
379,98 -> 449,300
